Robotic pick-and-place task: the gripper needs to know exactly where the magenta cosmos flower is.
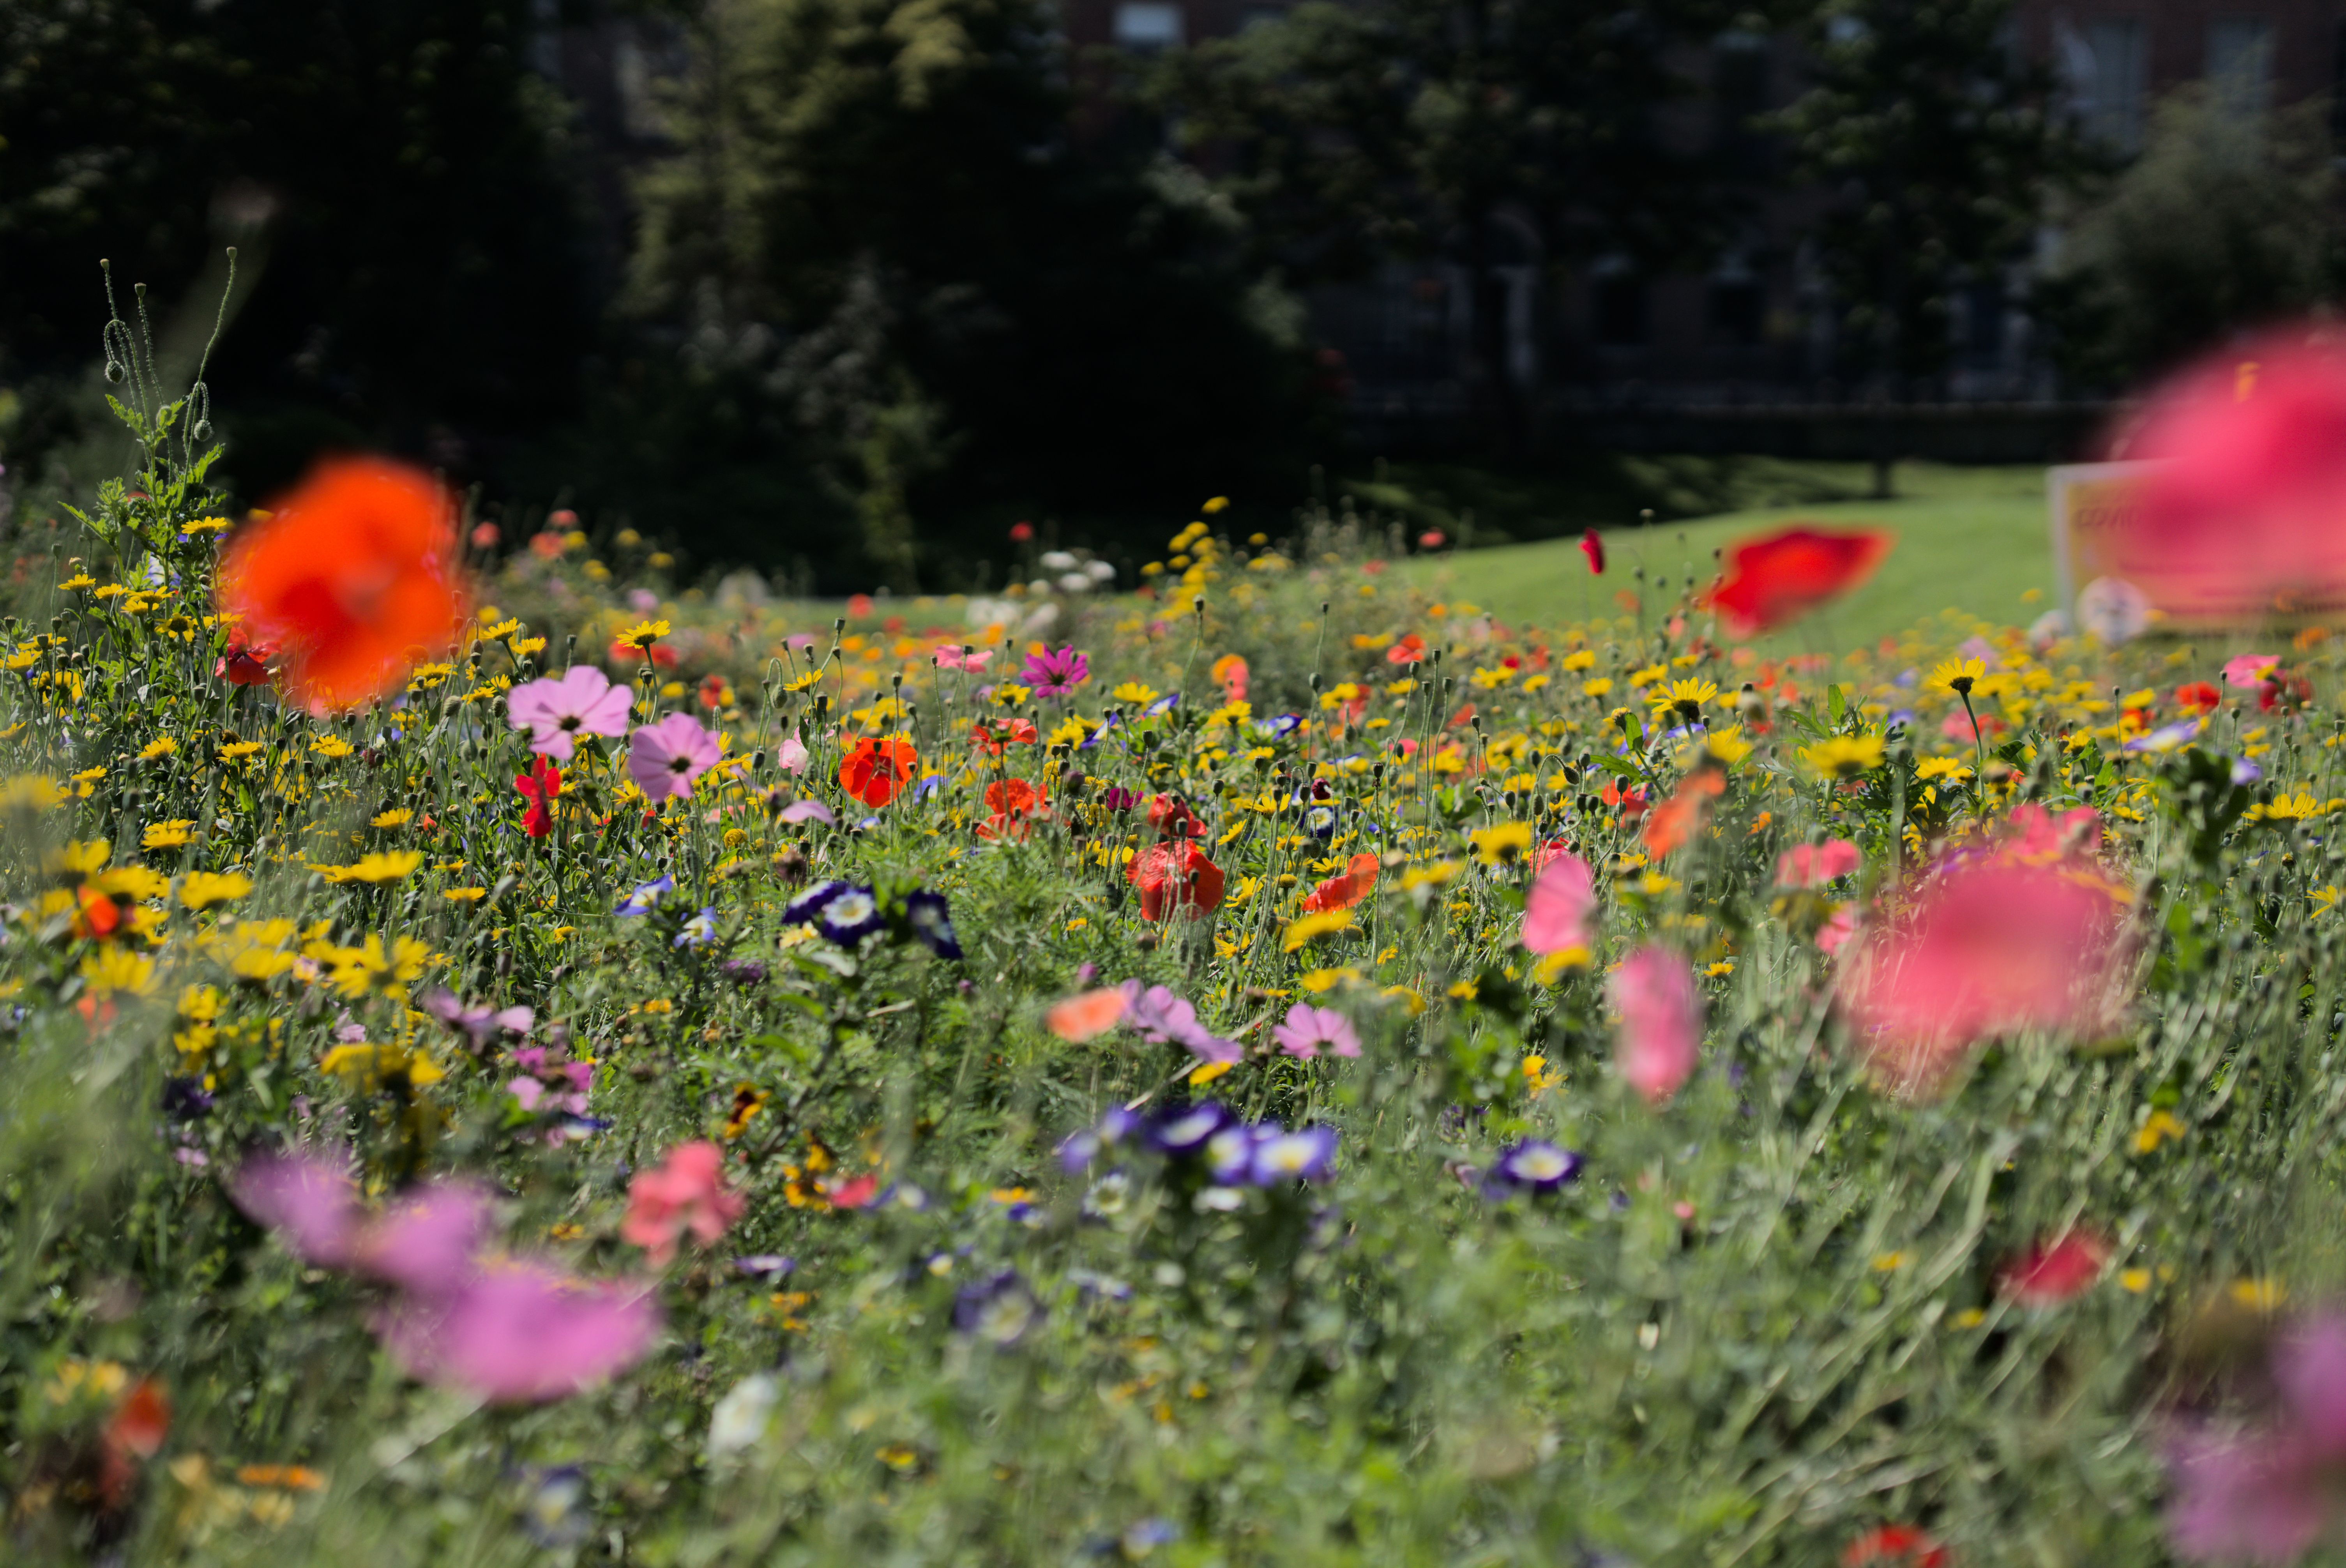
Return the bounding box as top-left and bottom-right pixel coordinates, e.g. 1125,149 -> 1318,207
627,713 -> 722,803
1020,645 -> 1090,697
1271,1003 -> 1361,1059
1611,945 -> 1700,1106
377,1263 -> 661,1404
507,666 -> 634,761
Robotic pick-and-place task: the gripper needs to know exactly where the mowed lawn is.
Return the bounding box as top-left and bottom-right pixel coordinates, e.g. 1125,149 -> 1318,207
1401,463 -> 2057,655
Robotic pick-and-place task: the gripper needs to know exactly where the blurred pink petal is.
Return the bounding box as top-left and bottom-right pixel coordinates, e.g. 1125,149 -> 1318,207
1776,839 -> 1861,888
1841,862 -> 2131,1093
353,1181 -> 496,1296
2003,804 -> 2102,865
2224,654 -> 2281,688
778,798 -> 835,825
230,1152 -> 361,1266
2277,1317 -> 2346,1454
1522,852 -> 1595,954
1611,945 -> 1699,1106
775,735 -> 810,774
621,1141 -> 745,1266
2166,1427 -> 2327,1564
378,1261 -> 660,1404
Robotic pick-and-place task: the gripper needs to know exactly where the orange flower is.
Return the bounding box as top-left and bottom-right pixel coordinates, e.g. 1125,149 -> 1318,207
1301,851 -> 1379,913
977,777 -> 1048,841
840,736 -> 918,807
1641,763 -> 1726,859
970,718 -> 1039,756
216,457 -> 469,709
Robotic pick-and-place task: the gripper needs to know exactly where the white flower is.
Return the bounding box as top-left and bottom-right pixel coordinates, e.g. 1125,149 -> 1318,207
707,1373 -> 780,1459
1038,549 -> 1078,570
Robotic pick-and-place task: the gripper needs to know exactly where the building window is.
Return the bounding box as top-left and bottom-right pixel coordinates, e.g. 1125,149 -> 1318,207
2084,20 -> 2148,153
1592,274 -> 1646,348
1113,3 -> 1185,50
2207,18 -> 2274,118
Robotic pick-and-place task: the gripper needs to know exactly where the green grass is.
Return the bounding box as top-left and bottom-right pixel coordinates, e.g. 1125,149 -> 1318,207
1398,463 -> 2055,655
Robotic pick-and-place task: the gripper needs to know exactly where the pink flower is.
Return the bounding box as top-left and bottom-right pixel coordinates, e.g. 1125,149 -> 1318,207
1521,852 -> 1595,954
1776,839 -> 1861,889
1839,862 -> 2130,1094
2002,803 -> 2102,866
1815,904 -> 1858,954
1119,981 -> 1242,1065
507,666 -> 633,761
1271,1004 -> 1362,1059
2167,1429 -> 2328,1564
376,1262 -> 660,1404
352,1181 -> 497,1296
1611,946 -> 1700,1106
627,713 -> 722,803
1020,645 -> 1090,697
2224,653 -> 2281,688
620,1141 -> 744,1265
935,644 -> 993,671
775,734 -> 810,773
230,1151 -> 361,1266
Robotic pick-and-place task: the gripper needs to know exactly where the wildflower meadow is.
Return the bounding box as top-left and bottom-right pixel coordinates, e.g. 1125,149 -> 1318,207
16,304 -> 2346,1568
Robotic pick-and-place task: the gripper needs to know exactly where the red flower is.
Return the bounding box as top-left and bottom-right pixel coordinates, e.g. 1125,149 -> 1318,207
1702,526 -> 1893,637
620,1141 -> 744,1266
528,531 -> 566,560
1302,852 -> 1379,913
1641,764 -> 1726,859
840,736 -> 918,807
977,777 -> 1048,842
1999,1230 -> 2112,1305
1009,521 -> 1035,542
1145,793 -> 1203,839
698,673 -> 733,710
515,756 -> 562,839
609,638 -> 678,669
970,718 -> 1039,756
217,457 -> 470,709
1601,780 -> 1648,824
98,1377 -> 171,1506
1387,634 -> 1427,666
1128,842 -> 1226,920
2174,680 -> 2222,715
1579,528 -> 1606,575
214,638 -> 275,686
1842,1525 -> 1947,1567
824,1173 -> 882,1210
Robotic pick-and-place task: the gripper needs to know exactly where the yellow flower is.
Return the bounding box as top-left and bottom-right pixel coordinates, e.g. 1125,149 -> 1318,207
442,887 -> 488,902
309,934 -> 434,999
371,808 -> 413,829
1627,664 -> 1667,689
2247,791 -> 2341,824
1470,666 -> 1516,689
93,865 -> 169,902
80,946 -> 156,998
1283,909 -> 1356,952
320,1040 -> 443,1089
142,821 -> 196,852
1652,677 -> 1720,713
178,985 -> 223,1022
1531,948 -> 1590,985
1046,717 -> 1092,749
57,572 -> 97,591
615,618 -> 671,651
2135,1110 -> 2187,1153
1800,736 -> 1886,779
1188,1061 -> 1233,1087
1914,756 -> 1972,783
1383,985 -> 1426,1015
309,735 -> 354,759
182,516 -> 232,535
2314,885 -> 2341,917
1562,650 -> 1596,672
1701,725 -> 1754,766
1582,678 -> 1613,699
136,735 -> 178,761
1469,821 -> 1533,865
218,741 -> 263,761
178,872 -> 253,910
1397,860 -> 1460,892
1110,682 -> 1159,705
46,839 -> 111,879
509,636 -> 548,659
990,684 -> 1032,708
314,851 -> 424,885
1930,657 -> 1986,696
0,775 -> 65,813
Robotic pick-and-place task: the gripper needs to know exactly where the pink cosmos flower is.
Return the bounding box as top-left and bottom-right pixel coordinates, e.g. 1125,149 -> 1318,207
1119,980 -> 1242,1066
620,1141 -> 744,1266
627,713 -> 722,803
1816,904 -> 1858,954
230,1151 -> 362,1265
774,734 -> 810,773
1271,1003 -> 1362,1059
2224,654 -> 2281,688
1776,839 -> 1861,889
1020,645 -> 1090,697
376,1263 -> 660,1404
352,1181 -> 497,1296
1839,861 -> 2130,1094
507,666 -> 634,761
935,644 -> 993,671
1521,851 -> 1595,954
2165,1314 -> 2346,1562
1611,946 -> 1700,1106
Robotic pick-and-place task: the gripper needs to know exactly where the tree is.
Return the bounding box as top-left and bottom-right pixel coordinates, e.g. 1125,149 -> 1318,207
1156,0 -> 1724,454
1769,0 -> 2065,493
630,0 -> 1321,588
2039,88 -> 2342,391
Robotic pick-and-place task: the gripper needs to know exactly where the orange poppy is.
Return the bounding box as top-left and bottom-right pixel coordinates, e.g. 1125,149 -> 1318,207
1641,764 -> 1726,859
977,777 -> 1048,842
216,457 -> 469,709
1047,987 -> 1129,1042
1129,842 -> 1226,921
970,718 -> 1039,756
840,736 -> 918,807
1301,851 -> 1379,913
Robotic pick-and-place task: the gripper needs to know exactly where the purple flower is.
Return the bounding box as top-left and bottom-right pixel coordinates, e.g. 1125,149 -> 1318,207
1059,1107 -> 1142,1174
816,885 -> 884,946
1248,1125 -> 1337,1184
615,875 -> 673,916
778,798 -> 836,825
1270,1003 -> 1361,1060
1150,1101 -> 1234,1156
422,988 -> 535,1052
719,958 -> 768,986
627,713 -> 722,803
1484,1139 -> 1584,1195
1120,981 -> 1242,1066
1205,1122 -> 1267,1184
376,1262 -> 661,1404
507,667 -> 634,761
1020,645 -> 1091,697
783,879 -> 848,925
904,890 -> 964,959
1101,786 -> 1140,813
952,1269 -> 1042,1346
2166,1427 -> 2326,1564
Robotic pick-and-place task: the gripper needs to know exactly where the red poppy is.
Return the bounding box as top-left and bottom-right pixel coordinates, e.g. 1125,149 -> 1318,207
1998,1230 -> 2112,1305
977,777 -> 1048,842
1387,634 -> 1427,666
1701,526 -> 1893,638
1601,780 -> 1648,824
1145,793 -> 1203,839
1009,521 -> 1035,542
823,1174 -> 881,1210
840,736 -> 918,807
214,638 -> 274,686
970,718 -> 1039,756
528,531 -> 567,560
71,884 -> 122,941
1842,1525 -> 1947,1568
1579,528 -> 1606,575
1641,765 -> 1726,859
217,457 -> 470,710
1129,842 -> 1226,920
516,756 -> 562,838
2173,680 -> 2222,715
698,673 -> 733,710
1941,709 -> 2007,743
609,638 -> 678,669
99,1377 -> 170,1506
1302,851 -> 1379,913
